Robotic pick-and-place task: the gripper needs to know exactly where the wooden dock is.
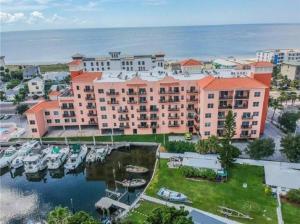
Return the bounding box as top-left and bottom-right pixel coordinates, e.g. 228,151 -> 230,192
95,197 -> 130,211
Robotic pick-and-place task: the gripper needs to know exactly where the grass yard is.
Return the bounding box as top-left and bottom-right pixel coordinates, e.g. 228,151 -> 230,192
281,202 -> 300,224
124,201 -> 163,223
39,63 -> 69,73
146,160 -> 278,224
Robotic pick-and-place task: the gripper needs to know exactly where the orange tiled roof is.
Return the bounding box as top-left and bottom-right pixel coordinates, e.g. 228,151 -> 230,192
202,77 -> 268,90
68,60 -> 82,66
197,76 -> 214,88
180,59 -> 203,66
71,72 -> 102,82
250,61 -> 273,67
48,90 -> 61,96
25,100 -> 59,114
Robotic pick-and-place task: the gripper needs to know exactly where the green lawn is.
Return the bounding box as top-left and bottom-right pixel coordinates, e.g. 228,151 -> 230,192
145,160 -> 278,224
39,63 -> 69,73
11,134 -> 169,145
281,202 -> 300,224
124,201 -> 163,223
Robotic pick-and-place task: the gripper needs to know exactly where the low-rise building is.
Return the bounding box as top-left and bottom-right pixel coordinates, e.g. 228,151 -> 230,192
23,65 -> 40,80
25,57 -> 273,139
28,77 -> 44,96
180,59 -> 204,74
281,61 -> 300,80
256,49 -> 300,65
71,51 -> 165,72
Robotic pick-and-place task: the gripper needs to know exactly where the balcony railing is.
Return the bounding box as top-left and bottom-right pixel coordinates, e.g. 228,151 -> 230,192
187,115 -> 194,119
88,113 -> 97,117
119,124 -> 130,129
150,124 -> 159,128
241,125 -> 252,129
107,101 -> 119,105
61,105 -> 74,109
187,98 -> 198,102
137,108 -> 147,112
63,113 -> 76,117
235,94 -> 249,99
159,90 -> 180,95
138,117 -> 148,121
118,108 -> 128,113
89,120 -> 97,125
106,91 -> 119,96
150,116 -> 159,120
138,91 -> 147,95
118,117 -> 129,121
85,96 -> 95,100
234,104 -> 248,109
138,124 -> 149,128
187,89 -> 198,94
84,88 -> 94,92
168,123 -> 180,127
150,108 -> 159,112
127,100 -> 137,104
217,124 -> 225,129
218,105 -> 232,109
242,115 -> 253,120
127,91 -> 137,95
168,115 -> 180,119
138,100 -> 147,104
186,107 -> 195,111
186,123 -> 194,127
219,95 -> 233,100
218,116 -> 226,119
86,105 -> 96,109
240,133 -> 251,138
168,107 -> 179,111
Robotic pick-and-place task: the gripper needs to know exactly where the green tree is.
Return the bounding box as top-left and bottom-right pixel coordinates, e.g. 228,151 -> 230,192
289,91 -> 298,105
281,134 -> 300,162
13,94 -> 22,105
16,104 -> 29,115
278,91 -> 289,105
286,189 -> 300,204
291,80 -> 300,89
207,135 -> 220,153
6,79 -> 21,89
195,139 -> 209,154
278,111 -> 300,133
269,98 -> 283,122
246,138 -> 275,159
218,110 -> 239,169
146,206 -> 193,224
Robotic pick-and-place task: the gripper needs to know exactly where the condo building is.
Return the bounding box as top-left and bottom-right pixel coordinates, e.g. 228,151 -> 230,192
256,49 -> 300,65
25,57 -> 272,139
71,52 -> 165,72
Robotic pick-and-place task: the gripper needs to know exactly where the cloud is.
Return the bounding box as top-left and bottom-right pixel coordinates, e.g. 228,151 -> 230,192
0,12 -> 25,23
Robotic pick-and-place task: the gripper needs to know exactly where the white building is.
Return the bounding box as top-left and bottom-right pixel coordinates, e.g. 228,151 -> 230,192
43,71 -> 69,81
256,49 -> 300,65
0,56 -> 5,68
72,52 -> 165,72
28,77 -> 44,96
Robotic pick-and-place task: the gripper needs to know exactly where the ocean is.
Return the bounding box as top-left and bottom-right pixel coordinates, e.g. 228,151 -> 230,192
1,24 -> 300,64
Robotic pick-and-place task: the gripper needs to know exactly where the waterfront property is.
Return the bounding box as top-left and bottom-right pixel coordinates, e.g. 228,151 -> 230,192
25,55 -> 273,139
72,51 -> 165,72
256,49 -> 300,65
23,65 -> 40,80
280,61 -> 300,80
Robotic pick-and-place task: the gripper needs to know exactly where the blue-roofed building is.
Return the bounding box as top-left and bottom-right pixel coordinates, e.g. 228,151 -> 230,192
23,65 -> 40,80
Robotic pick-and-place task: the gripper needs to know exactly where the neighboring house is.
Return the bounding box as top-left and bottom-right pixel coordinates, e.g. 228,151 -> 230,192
180,59 -> 204,74
5,89 -> 18,101
164,60 -> 181,72
256,49 -> 300,65
70,51 -> 165,72
281,61 -> 300,80
43,72 -> 69,81
28,77 -> 44,96
0,56 -> 5,68
213,59 -> 238,69
23,65 -> 40,80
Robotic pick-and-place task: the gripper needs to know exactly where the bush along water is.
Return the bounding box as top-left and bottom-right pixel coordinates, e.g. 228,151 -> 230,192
166,141 -> 196,153
180,166 -> 217,181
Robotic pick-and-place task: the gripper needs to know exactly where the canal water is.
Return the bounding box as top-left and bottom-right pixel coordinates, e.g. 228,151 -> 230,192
0,145 -> 157,224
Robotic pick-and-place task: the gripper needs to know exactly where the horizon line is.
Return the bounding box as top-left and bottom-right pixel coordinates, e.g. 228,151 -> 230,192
1,22 -> 300,33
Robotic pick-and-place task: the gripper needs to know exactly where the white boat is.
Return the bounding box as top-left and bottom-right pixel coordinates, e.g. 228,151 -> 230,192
126,165 -> 149,174
47,146 -> 70,169
0,146 -> 18,169
119,178 -> 146,188
23,150 -> 48,173
157,188 -> 188,202
86,147 -> 108,163
11,140 -> 39,169
64,144 -> 88,171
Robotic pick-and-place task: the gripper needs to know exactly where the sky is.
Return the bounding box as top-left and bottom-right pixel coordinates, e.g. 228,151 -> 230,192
1,0 -> 300,32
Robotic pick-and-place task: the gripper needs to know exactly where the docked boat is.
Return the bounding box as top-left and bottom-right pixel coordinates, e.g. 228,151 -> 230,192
11,140 -> 39,169
0,146 -> 18,169
119,178 -> 146,188
47,146 -> 70,169
126,165 -> 149,174
86,147 -> 108,163
64,144 -> 88,171
157,188 -> 188,202
23,150 -> 49,173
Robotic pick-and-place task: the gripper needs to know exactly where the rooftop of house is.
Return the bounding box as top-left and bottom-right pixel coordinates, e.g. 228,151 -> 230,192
28,77 -> 43,83
213,59 -> 238,67
180,59 -> 203,66
249,61 -> 274,68
48,90 -> 61,97
72,71 -> 102,82
25,100 -> 59,114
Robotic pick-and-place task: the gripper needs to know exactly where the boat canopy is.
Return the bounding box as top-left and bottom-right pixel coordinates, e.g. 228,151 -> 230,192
52,146 -> 61,154
70,144 -> 81,153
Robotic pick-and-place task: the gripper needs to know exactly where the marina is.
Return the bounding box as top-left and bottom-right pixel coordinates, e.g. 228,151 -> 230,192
0,143 -> 157,223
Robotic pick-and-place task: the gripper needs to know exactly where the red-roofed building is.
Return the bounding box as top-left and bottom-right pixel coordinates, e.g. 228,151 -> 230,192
180,59 -> 204,74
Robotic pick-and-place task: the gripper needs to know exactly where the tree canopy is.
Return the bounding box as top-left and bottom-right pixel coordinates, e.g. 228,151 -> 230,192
278,111 -> 300,133
246,138 -> 275,159
281,134 -> 300,162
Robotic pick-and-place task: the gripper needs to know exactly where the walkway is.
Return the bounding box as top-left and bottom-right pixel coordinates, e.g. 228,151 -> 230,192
95,197 -> 130,210
141,194 -> 239,224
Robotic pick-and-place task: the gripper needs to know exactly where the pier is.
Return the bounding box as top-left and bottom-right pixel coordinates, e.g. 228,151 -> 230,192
95,197 -> 130,211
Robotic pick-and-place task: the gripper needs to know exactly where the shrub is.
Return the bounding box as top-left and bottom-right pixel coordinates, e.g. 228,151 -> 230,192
180,166 -> 217,181
286,189 -> 300,204
166,141 -> 196,153
246,138 -> 275,159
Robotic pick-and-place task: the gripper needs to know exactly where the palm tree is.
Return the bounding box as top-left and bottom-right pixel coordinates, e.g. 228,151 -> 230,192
269,98 -> 283,122
207,135 -> 220,153
195,140 -> 209,154
279,91 -> 289,105
289,91 -> 297,105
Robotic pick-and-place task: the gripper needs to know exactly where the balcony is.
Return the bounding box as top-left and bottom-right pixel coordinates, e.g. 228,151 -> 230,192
240,133 -> 251,138
127,91 -> 137,95
234,104 -> 248,109
138,100 -> 147,104
127,100 -> 137,104
168,115 -> 180,119
88,113 -> 97,117
218,116 -> 226,119
118,117 -> 129,121
168,107 -> 179,111
84,88 -> 94,93
235,94 -> 249,99
106,91 -> 119,96
85,96 -> 95,100
159,90 -> 180,95
119,124 -> 130,129
138,124 -> 149,128
86,105 -> 96,109
138,116 -> 148,121
168,123 -> 180,127
187,115 -> 194,119
242,115 -> 253,120
89,120 -> 97,125
137,108 -> 147,112
186,123 -> 194,127
150,116 -> 159,120
150,123 -> 159,128
63,113 -> 76,118
187,98 -> 198,102
107,101 -> 119,105
150,108 -> 159,112
241,125 -> 252,129
186,107 -> 195,111
219,95 -> 233,100
217,124 -> 225,129
118,108 -> 128,113
218,105 -> 232,109
61,105 -> 74,109
138,91 -> 147,95
187,89 -> 198,94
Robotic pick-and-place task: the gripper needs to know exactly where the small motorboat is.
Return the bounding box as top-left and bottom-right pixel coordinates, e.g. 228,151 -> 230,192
157,188 -> 188,202
126,165 -> 149,174
120,178 -> 146,188
64,144 -> 88,171
0,146 -> 18,169
86,146 -> 107,164
47,146 -> 70,169
11,140 -> 39,169
23,150 -> 48,173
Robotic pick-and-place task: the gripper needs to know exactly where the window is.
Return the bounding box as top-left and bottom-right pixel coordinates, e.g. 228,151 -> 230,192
100,106 -> 106,111
47,119 -> 51,123
205,122 -> 211,127
32,128 -> 37,133
254,92 -> 261,97
103,123 -> 108,127
71,118 -> 76,122
204,131 -> 210,136
253,102 -> 259,107
79,103 -> 82,106
251,130 -> 257,134
150,88 -> 153,92
207,103 -> 214,108
102,115 -> 107,119
45,111 -> 50,116
65,119 -> 70,123
76,86 -> 80,90
205,113 -> 211,118
99,98 -> 105,102
208,93 -> 214,99
55,119 -> 60,123
53,111 -> 59,115
253,112 -> 259,116
252,121 -> 258,125
81,118 -> 84,122
29,120 -> 35,125
78,94 -> 81,98
98,89 -> 104,94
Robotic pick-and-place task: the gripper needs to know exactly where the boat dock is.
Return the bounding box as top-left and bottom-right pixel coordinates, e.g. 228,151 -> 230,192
95,197 -> 130,210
